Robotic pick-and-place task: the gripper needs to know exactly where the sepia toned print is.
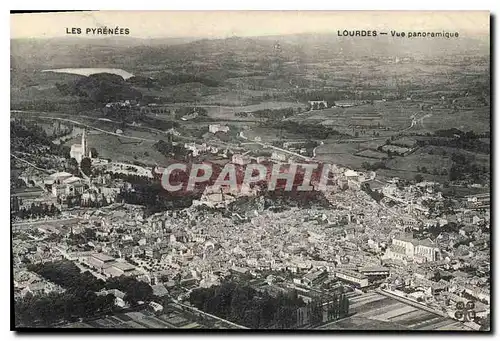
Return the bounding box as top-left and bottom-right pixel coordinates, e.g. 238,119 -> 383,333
10,11 -> 490,331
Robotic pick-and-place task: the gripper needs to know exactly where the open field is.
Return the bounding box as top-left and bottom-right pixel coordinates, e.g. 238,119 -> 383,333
62,304 -> 241,329
292,101 -> 415,130
289,100 -> 490,135
11,35 -> 490,186
386,148 -> 453,173
376,168 -> 450,184
63,132 -> 169,166
317,292 -> 472,331
355,149 -> 388,159
149,101 -> 306,121
314,141 -> 379,168
409,107 -> 490,134
242,126 -> 307,142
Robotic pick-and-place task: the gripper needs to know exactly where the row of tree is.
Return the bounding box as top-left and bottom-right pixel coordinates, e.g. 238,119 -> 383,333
189,282 -> 305,329
269,121 -> 345,139
417,130 -> 490,155
15,290 -> 115,327
16,260 -> 156,326
361,183 -> 384,202
189,281 -> 349,329
11,202 -> 60,219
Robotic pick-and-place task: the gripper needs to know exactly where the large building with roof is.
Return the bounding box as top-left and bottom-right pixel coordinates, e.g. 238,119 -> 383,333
334,268 -> 369,288
85,253 -> 139,278
385,233 -> 441,263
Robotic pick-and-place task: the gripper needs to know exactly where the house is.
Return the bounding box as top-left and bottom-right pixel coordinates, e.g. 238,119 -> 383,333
357,266 -> 390,278
97,289 -> 128,308
302,270 -> 328,287
21,281 -> 47,296
334,100 -> 358,108
144,246 -> 169,260
334,269 -> 369,288
149,301 -> 164,313
52,184 -> 67,197
459,225 -> 476,237
209,124 -> 230,134
271,151 -> 287,162
465,193 -> 490,209
184,142 -> 208,157
232,154 -> 251,165
181,110 -> 199,121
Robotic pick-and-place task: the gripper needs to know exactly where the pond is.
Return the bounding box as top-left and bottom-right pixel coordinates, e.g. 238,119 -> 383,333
41,68 -> 134,79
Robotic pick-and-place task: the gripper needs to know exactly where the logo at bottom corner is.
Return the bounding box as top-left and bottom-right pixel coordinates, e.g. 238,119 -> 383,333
454,301 -> 476,322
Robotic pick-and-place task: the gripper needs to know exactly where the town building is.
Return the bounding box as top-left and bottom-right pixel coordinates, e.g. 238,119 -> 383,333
103,261 -> 136,277
334,100 -> 366,108
209,124 -> 230,134
385,233 -> 441,263
232,154 -> 251,165
86,253 -> 116,270
271,151 -> 288,162
184,142 -> 209,157
334,268 -> 369,288
44,171 -> 73,187
51,176 -> 85,197
302,270 -> 328,287
465,193 -> 490,209
97,289 -> 128,308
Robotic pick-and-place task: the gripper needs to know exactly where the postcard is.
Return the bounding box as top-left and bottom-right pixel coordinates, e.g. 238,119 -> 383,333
10,10 -> 490,332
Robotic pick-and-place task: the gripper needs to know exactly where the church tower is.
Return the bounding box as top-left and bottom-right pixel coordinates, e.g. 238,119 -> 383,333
81,129 -> 88,158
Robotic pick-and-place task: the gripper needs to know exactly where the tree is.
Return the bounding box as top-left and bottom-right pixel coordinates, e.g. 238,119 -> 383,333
414,174 -> 424,183
67,158 -> 79,176
90,147 -> 99,158
81,157 -> 92,176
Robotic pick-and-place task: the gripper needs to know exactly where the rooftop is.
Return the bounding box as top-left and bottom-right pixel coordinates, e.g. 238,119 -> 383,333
49,171 -> 73,179
91,253 -> 115,263
111,261 -> 136,272
335,268 -> 368,280
63,176 -> 83,184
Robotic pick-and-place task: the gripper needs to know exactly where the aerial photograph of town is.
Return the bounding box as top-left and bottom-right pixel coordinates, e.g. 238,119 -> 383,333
10,11 -> 490,331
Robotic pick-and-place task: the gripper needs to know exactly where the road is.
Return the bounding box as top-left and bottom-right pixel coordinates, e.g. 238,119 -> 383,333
12,109 -> 233,147
171,300 -> 248,329
239,131 -> 313,162
10,153 -> 53,174
12,217 -> 80,229
12,110 -> 157,142
14,110 -> 315,163
376,288 -> 448,318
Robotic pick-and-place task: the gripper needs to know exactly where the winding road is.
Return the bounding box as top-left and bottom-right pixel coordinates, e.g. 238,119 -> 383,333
238,131 -> 313,162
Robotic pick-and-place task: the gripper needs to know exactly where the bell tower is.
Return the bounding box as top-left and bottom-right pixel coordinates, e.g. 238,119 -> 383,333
81,129 -> 88,158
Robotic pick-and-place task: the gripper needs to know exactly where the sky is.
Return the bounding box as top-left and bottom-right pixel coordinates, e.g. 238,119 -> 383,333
11,11 -> 490,39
